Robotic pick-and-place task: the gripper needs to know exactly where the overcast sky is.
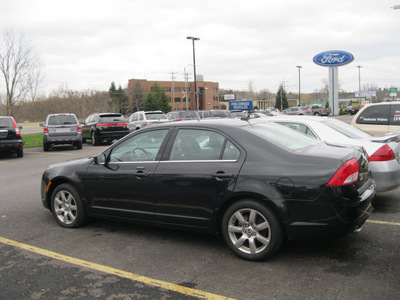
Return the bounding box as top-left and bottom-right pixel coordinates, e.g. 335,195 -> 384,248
1,0 -> 399,96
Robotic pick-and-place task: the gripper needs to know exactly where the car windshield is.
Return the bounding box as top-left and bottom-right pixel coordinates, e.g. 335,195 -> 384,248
145,113 -> 167,120
210,110 -> 231,118
179,111 -> 198,118
48,115 -> 77,125
243,122 -> 320,150
0,118 -> 13,128
321,118 -> 372,139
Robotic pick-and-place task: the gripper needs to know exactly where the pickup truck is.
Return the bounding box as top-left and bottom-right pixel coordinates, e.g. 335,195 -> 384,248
305,105 -> 331,116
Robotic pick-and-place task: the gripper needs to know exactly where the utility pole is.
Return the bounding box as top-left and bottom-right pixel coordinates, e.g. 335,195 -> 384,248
357,65 -> 362,103
170,71 -> 177,110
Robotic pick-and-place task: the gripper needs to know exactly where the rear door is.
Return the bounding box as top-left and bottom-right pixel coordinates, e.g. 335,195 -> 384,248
153,128 -> 245,229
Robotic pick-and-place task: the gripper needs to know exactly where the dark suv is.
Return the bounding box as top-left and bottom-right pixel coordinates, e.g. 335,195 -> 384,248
41,113 -> 82,151
0,116 -> 23,158
82,113 -> 129,146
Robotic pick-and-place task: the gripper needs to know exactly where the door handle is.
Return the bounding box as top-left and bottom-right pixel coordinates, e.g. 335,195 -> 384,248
211,172 -> 234,179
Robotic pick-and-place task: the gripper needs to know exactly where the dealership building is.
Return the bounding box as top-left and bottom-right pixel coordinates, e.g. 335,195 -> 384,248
127,78 -> 220,111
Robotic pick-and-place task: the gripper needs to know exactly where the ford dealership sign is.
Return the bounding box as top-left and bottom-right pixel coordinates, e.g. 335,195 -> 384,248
313,50 -> 354,67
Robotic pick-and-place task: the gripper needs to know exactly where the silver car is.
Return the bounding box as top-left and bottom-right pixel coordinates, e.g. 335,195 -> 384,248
263,115 -> 400,193
41,113 -> 82,151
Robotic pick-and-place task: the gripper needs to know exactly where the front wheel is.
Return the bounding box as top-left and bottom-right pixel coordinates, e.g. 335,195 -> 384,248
51,183 -> 87,228
221,200 -> 284,261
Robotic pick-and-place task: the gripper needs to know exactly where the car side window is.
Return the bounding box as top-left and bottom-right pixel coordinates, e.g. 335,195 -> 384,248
389,104 -> 400,126
169,129 -> 239,161
109,129 -> 169,162
356,105 -> 390,125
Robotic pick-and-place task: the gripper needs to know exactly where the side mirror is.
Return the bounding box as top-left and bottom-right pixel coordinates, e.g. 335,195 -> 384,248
93,153 -> 107,165
39,123 -> 44,127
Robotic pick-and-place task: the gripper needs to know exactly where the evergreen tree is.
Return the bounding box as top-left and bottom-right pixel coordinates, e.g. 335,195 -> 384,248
275,84 -> 289,111
143,83 -> 172,113
108,82 -> 128,114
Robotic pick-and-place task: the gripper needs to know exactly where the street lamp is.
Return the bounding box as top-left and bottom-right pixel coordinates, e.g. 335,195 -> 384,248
296,66 -> 302,105
187,36 -> 200,110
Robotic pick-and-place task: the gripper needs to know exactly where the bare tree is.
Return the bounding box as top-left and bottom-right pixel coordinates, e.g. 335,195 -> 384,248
0,29 -> 42,115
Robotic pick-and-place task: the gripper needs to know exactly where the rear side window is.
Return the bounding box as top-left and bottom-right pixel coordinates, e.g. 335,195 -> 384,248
47,115 -> 78,125
389,104 -> 400,126
169,129 -> 240,161
356,105 -> 390,125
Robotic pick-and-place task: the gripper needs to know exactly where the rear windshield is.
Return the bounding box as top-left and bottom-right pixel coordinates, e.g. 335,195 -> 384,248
48,115 -> 78,125
0,117 -> 13,128
243,122 -> 320,150
99,115 -> 125,123
145,113 -> 167,120
321,118 -> 371,139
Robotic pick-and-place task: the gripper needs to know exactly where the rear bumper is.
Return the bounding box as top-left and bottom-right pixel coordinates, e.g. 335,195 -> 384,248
45,134 -> 82,145
285,181 -> 375,240
370,160 -> 400,192
0,139 -> 23,152
96,130 -> 129,141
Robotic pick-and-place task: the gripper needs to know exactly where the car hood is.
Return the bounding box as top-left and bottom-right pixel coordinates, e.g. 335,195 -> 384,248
47,156 -> 94,171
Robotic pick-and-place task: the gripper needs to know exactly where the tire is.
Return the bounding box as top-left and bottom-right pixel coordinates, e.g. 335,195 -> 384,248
51,183 -> 87,228
221,200 -> 284,261
76,141 -> 83,150
43,142 -> 50,152
16,147 -> 23,158
314,112 -> 320,116
91,131 -> 99,146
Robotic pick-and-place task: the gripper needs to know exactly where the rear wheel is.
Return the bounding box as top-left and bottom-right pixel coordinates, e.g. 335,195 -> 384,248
91,131 -> 99,146
75,141 -> 83,150
16,147 -> 23,158
43,142 -> 50,151
51,183 -> 87,228
222,200 -> 284,261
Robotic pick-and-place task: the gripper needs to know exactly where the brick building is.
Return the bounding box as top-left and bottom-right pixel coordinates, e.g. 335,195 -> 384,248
127,79 -> 219,111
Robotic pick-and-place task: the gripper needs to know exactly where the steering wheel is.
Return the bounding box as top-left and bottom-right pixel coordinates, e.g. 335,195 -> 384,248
130,147 -> 150,160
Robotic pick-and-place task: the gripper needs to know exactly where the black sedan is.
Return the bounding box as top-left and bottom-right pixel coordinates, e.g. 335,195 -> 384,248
345,105 -> 360,115
41,119 -> 375,261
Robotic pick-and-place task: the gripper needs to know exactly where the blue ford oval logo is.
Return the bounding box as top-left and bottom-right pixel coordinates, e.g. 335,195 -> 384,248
313,50 -> 354,67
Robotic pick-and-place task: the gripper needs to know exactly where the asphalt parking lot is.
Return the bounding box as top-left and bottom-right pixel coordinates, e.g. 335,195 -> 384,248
1,118 -> 399,300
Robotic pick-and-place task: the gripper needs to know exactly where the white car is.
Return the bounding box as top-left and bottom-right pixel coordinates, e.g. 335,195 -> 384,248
261,115 -> 400,193
127,111 -> 169,131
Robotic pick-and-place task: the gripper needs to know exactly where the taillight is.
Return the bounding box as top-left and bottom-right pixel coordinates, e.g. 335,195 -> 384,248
43,126 -> 49,134
369,145 -> 395,161
97,123 -> 128,127
327,158 -> 359,186
11,118 -> 21,136
143,122 -> 147,127
77,125 -> 82,132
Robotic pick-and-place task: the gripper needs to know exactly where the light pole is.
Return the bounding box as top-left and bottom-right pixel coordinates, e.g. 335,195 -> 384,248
357,65 -> 362,101
187,36 -> 200,110
296,66 -> 302,105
